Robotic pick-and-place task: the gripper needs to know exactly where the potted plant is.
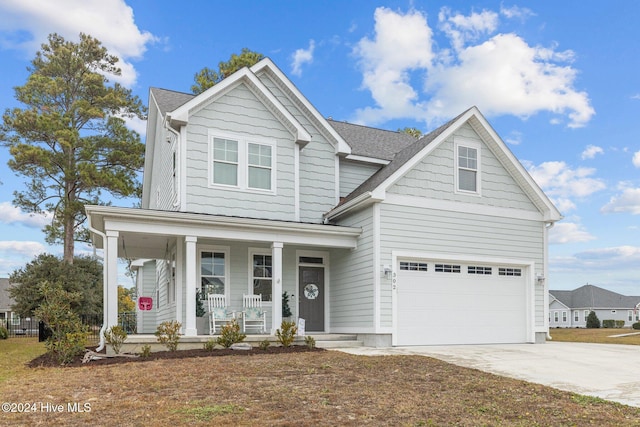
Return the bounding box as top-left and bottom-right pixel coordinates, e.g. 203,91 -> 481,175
196,290 -> 207,334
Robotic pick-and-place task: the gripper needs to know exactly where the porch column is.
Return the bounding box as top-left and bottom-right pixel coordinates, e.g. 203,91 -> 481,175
184,236 -> 198,336
271,242 -> 283,334
106,230 -> 119,330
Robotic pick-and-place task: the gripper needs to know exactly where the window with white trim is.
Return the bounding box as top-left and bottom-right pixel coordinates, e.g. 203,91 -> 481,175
400,262 -> 428,271
628,310 -> 633,322
210,133 -> 275,192
251,253 -> 272,302
11,312 -> 20,325
200,250 -> 227,297
562,311 -> 567,322
435,264 -> 461,273
457,145 -> 479,193
584,310 -> 589,321
574,311 -> 579,322
499,267 -> 522,277
468,266 -> 492,275
554,311 -> 559,322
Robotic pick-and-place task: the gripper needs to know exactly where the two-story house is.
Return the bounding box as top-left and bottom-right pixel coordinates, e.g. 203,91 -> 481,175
86,58 -> 561,347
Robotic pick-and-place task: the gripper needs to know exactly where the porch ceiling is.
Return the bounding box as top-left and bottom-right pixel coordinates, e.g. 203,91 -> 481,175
86,205 -> 362,259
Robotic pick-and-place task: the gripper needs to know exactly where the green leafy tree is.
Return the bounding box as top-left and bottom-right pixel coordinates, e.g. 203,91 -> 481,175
191,48 -> 264,94
118,285 -> 135,313
398,127 -> 423,139
0,33 -> 146,263
8,253 -> 103,317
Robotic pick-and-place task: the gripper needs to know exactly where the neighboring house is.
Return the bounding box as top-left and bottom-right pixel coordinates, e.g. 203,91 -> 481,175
0,278 -> 38,334
549,284 -> 640,328
86,58 -> 562,346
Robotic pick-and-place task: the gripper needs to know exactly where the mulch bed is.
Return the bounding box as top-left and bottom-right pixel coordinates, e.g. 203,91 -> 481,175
28,345 -> 324,368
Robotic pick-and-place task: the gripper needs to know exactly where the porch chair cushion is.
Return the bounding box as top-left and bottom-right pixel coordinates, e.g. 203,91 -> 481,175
212,307 -> 232,320
244,307 -> 263,321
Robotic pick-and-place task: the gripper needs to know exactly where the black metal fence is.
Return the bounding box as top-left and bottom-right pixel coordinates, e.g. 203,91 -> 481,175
3,312 -> 137,344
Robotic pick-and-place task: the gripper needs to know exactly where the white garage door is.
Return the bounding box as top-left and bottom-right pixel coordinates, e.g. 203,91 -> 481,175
395,260 -> 528,346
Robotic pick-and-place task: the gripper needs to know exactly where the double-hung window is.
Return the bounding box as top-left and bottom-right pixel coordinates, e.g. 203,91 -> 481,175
210,132 -> 275,192
200,249 -> 228,297
251,252 -> 273,302
456,140 -> 480,194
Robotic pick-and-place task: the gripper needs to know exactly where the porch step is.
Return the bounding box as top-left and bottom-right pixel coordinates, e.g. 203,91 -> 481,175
310,334 -> 363,349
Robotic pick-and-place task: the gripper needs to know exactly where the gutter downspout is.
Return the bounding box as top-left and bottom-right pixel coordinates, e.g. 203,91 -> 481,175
165,120 -> 181,209
88,223 -> 108,352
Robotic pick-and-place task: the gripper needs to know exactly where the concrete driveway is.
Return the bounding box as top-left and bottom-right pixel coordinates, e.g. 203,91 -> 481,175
336,342 -> 640,407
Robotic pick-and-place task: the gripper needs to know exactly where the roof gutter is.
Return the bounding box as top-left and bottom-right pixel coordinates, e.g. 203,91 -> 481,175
324,192 -> 378,222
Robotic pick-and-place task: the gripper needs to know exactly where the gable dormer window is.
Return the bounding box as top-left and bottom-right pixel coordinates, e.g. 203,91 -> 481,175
209,131 -> 275,193
455,140 -> 480,194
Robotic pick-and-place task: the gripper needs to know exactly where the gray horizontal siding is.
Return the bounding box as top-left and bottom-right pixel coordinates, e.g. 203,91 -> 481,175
379,203 -> 546,327
184,84 -> 297,221
330,207 -> 375,329
339,159 -> 381,198
389,123 -> 538,212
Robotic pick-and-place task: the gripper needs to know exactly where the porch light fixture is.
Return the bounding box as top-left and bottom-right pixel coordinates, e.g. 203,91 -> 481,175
536,274 -> 545,285
382,265 -> 392,280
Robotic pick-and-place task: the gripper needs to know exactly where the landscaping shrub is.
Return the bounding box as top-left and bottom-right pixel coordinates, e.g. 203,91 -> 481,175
602,319 -> 615,328
275,320 -> 297,347
586,311 -> 600,329
216,319 -> 246,348
34,280 -> 88,364
304,335 -> 316,349
0,325 -> 8,339
633,322 -> 640,330
259,339 -> 270,350
104,325 -> 128,354
155,320 -> 181,351
204,338 -> 217,351
615,320 -> 625,328
139,344 -> 152,358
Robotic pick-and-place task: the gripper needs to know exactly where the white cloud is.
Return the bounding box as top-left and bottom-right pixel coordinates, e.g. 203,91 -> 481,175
581,145 -> 604,160
601,187 -> 640,215
352,7 -> 434,125
351,7 -> 595,129
525,161 -> 605,212
633,150 -> 640,168
549,222 -> 595,244
0,240 -> 46,256
504,130 -> 522,145
0,0 -> 158,87
438,8 -> 498,52
0,202 -> 51,228
291,39 -> 315,77
500,5 -> 535,21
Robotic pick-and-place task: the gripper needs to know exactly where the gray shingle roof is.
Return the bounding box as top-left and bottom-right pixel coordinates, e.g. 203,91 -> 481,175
550,285 -> 640,309
150,87 -> 194,116
336,108 -> 472,206
327,120 -> 417,161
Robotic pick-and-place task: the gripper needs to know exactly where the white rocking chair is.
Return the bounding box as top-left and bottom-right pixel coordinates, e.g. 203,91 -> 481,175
242,294 -> 267,333
207,293 -> 235,335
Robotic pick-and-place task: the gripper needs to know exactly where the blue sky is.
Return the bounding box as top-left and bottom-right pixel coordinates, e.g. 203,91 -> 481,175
0,1 -> 638,295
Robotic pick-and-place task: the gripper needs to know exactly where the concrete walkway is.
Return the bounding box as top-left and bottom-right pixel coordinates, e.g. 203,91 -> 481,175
336,342 -> 640,408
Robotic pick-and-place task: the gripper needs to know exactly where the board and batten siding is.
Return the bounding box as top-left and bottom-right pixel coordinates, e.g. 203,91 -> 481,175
389,123 -> 538,212
339,159 -> 381,198
378,203 -> 545,328
183,84 -> 297,221
148,113 -> 178,211
258,72 -> 338,223
137,261 -> 157,333
330,206 -> 375,330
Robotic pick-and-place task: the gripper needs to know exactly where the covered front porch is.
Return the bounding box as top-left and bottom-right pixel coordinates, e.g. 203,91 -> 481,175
85,205 -> 361,341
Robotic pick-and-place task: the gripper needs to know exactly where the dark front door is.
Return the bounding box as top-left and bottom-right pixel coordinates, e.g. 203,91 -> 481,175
298,266 -> 325,332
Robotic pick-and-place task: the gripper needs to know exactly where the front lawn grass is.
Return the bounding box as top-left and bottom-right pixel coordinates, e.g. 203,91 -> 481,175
1,339 -> 639,426
549,327 -> 640,345
0,338 -> 46,382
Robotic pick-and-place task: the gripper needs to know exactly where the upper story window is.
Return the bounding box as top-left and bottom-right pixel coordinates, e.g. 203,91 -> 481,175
213,138 -> 238,186
455,140 -> 480,194
210,131 -> 275,192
